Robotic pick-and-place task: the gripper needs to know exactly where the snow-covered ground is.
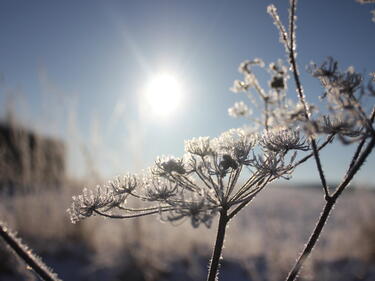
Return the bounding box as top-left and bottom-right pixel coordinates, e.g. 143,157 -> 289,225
1,184 -> 374,281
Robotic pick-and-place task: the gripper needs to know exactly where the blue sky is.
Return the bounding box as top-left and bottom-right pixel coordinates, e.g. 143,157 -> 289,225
0,0 -> 374,185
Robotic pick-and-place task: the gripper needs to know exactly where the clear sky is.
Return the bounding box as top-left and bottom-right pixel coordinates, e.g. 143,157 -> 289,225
0,0 -> 374,186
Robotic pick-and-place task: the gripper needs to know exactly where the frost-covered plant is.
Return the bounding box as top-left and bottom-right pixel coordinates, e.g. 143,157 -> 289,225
69,127 -> 319,280
229,1 -> 375,280
0,221 -> 61,281
66,1 -> 374,281
0,1 -> 372,281
69,129 -> 309,223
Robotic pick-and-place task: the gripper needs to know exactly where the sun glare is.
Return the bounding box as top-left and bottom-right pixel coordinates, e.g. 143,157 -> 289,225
144,73 -> 183,118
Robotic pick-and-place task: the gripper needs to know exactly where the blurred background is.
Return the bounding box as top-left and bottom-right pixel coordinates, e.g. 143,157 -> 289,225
0,0 -> 374,280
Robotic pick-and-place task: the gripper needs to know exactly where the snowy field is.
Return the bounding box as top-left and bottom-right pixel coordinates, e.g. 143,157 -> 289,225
1,183 -> 374,281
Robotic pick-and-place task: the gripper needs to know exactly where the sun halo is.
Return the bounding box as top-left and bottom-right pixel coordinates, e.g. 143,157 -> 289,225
143,73 -> 183,119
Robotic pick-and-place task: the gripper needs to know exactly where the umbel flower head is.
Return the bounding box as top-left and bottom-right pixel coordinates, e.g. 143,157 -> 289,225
228,101 -> 252,118
229,58 -> 303,130
307,57 -> 375,143
68,127 -> 308,228
229,56 -> 374,145
260,128 -> 309,153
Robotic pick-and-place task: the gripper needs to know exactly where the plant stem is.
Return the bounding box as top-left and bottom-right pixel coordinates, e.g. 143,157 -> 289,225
0,221 -> 61,281
207,208 -> 229,281
286,135 -> 375,281
333,134 -> 375,200
288,0 -> 330,199
285,198 -> 335,281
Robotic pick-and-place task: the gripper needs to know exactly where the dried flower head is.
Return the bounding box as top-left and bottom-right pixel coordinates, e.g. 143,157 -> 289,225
215,128 -> 257,164
260,128 -> 309,152
310,58 -> 363,103
68,125 -> 308,228
269,60 -> 289,90
68,186 -> 123,223
230,79 -> 250,93
185,137 -> 214,157
109,174 -> 138,195
317,115 -> 364,139
144,175 -> 178,201
228,101 -> 252,117
153,156 -> 186,177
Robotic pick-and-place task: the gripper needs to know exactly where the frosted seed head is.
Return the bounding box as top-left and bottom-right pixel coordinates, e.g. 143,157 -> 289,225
185,137 -> 214,157
109,173 -> 138,195
215,128 -> 257,165
230,80 -> 249,93
219,154 -> 238,171
228,101 -> 252,118
267,4 -> 277,15
68,185 -> 124,223
260,128 -> 309,152
153,156 -> 186,177
270,76 -> 285,89
238,59 -> 265,74
317,115 -> 363,138
269,60 -> 288,75
143,176 -> 178,201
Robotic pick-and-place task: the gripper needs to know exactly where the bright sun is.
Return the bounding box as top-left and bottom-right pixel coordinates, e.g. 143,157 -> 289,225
144,73 -> 183,118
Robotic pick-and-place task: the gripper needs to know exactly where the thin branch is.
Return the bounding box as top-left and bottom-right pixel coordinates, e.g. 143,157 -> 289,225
228,177 -> 270,220
117,205 -> 170,212
227,193 -> 257,221
94,208 -> 170,219
0,221 -> 61,281
348,107 -> 375,170
348,137 -> 367,171
333,134 -> 375,200
229,171 -> 263,204
294,134 -> 335,167
286,199 -> 335,281
286,134 -> 375,281
288,0 -> 330,199
225,166 -> 242,200
370,106 -> 375,123
264,99 -> 270,131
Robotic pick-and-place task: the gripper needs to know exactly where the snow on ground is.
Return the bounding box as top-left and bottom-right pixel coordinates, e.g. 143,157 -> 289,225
1,184 -> 374,280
